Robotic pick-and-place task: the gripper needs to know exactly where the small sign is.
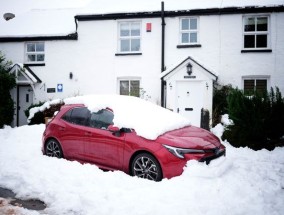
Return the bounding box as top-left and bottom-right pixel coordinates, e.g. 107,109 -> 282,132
146,23 -> 152,32
184,76 -> 196,79
47,88 -> 56,93
57,84 -> 63,92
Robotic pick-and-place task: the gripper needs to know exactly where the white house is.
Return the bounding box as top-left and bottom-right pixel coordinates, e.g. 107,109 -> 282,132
0,0 -> 283,127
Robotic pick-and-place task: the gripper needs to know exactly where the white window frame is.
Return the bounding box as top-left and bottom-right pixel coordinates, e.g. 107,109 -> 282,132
117,77 -> 141,97
118,21 -> 141,53
179,17 -> 199,45
243,15 -> 270,50
25,42 -> 45,63
242,76 -> 270,94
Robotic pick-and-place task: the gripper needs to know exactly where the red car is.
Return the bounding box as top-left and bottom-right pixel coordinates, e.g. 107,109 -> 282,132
42,104 -> 225,181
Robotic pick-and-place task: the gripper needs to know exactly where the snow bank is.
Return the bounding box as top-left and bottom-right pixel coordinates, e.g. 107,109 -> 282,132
64,94 -> 190,140
0,125 -> 283,215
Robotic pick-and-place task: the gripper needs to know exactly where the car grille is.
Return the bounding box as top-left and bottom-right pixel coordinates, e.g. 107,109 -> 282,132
199,148 -> 226,164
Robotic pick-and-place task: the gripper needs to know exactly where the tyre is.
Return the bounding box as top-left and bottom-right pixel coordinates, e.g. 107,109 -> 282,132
45,139 -> 63,158
131,153 -> 162,181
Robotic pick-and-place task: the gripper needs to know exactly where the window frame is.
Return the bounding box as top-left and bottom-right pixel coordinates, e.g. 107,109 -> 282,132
179,17 -> 199,45
118,21 -> 142,54
242,15 -> 270,50
242,76 -> 270,95
25,42 -> 45,63
118,78 -> 141,97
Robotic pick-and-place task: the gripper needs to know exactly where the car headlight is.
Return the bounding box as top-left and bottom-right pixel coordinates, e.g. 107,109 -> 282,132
163,144 -> 205,159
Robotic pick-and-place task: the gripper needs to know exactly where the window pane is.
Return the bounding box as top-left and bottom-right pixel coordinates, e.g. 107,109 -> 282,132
181,19 -> 189,30
257,17 -> 267,31
256,35 -> 267,48
131,39 -> 140,51
120,81 -> 129,95
244,80 -> 255,95
130,81 -> 140,97
89,109 -> 114,129
181,33 -> 189,43
37,54 -> 45,61
27,44 -> 35,52
244,35 -> 255,48
244,17 -> 255,32
27,54 -> 36,61
120,23 -> 129,36
190,18 -> 197,30
131,23 -> 140,36
256,80 -> 267,93
70,107 -> 90,126
120,39 -> 130,52
190,33 -> 197,43
36,43 -> 44,51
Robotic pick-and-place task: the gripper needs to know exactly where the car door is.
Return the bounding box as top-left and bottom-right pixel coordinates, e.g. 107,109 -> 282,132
84,109 -> 125,170
58,107 -> 90,161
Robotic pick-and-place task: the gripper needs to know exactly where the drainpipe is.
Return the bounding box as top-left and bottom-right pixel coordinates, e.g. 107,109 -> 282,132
161,1 -> 166,107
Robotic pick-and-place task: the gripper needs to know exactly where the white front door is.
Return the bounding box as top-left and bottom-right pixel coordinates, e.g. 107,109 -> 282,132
176,81 -> 203,127
18,86 -> 34,126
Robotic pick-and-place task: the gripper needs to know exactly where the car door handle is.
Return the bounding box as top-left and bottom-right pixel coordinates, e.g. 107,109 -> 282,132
85,131 -> 92,137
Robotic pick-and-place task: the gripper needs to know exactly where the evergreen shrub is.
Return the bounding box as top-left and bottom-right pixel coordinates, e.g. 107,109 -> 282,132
222,87 -> 284,150
0,53 -> 16,128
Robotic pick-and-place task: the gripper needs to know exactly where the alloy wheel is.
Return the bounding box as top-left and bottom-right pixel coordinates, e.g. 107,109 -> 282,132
45,139 -> 63,158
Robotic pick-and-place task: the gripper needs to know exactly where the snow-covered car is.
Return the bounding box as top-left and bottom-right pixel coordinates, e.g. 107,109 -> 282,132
42,95 -> 225,181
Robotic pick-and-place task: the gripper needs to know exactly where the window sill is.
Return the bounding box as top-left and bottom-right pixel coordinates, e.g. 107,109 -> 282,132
115,53 -> 142,56
24,63 -> 45,66
177,44 -> 202,49
241,49 -> 272,53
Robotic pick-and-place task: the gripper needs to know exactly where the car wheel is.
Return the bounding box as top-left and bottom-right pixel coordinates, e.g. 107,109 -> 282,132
131,153 -> 162,181
45,139 -> 63,158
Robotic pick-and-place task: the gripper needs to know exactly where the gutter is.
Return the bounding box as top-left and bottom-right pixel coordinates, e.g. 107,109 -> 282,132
161,1 -> 166,107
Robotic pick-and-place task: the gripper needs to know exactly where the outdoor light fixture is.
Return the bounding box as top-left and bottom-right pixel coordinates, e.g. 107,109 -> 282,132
186,63 -> 192,75
69,72 -> 73,80
169,83 -> 172,90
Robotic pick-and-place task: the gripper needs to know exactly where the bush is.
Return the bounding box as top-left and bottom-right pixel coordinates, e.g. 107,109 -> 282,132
25,101 -> 64,125
212,84 -> 233,126
0,53 -> 16,128
222,87 -> 284,150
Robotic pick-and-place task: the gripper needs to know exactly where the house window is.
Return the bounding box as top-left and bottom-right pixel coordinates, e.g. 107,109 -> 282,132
26,42 -> 45,62
180,18 -> 198,44
244,79 -> 267,95
119,22 -> 141,53
243,16 -> 269,49
119,80 -> 140,97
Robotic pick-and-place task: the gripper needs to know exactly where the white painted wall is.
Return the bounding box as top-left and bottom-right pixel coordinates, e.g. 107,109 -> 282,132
1,11 -> 284,120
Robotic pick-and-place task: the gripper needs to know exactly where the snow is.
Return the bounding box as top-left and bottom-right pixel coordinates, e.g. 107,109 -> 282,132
28,95 -> 189,140
0,123 -> 283,215
0,0 -> 283,37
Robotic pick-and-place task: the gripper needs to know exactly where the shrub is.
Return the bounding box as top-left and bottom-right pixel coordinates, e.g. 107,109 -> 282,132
212,84 -> 233,126
222,87 -> 284,150
0,53 -> 16,128
25,101 -> 64,125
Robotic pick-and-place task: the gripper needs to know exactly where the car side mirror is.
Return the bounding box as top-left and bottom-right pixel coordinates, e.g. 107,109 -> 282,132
108,125 -> 121,137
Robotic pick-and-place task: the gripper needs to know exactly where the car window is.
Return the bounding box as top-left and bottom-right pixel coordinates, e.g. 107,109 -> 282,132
62,107 -> 90,126
89,109 -> 114,130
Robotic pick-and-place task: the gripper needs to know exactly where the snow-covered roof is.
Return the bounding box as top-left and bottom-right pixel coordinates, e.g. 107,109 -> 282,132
29,95 -> 190,140
0,0 -> 283,38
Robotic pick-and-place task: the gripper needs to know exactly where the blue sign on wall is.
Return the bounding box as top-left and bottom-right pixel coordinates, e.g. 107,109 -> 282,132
57,84 -> 63,92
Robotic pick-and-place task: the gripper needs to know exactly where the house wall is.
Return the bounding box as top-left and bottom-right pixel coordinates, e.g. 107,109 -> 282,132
164,12 -> 284,94
1,10 -> 283,124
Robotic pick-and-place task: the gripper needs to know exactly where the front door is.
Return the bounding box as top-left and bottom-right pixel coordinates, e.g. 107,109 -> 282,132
18,85 -> 33,126
176,81 -> 203,127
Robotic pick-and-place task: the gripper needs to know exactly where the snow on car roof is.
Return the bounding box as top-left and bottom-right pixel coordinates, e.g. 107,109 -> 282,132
64,94 -> 190,140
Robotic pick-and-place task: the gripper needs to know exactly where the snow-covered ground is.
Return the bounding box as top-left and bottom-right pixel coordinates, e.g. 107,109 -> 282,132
0,123 -> 283,215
